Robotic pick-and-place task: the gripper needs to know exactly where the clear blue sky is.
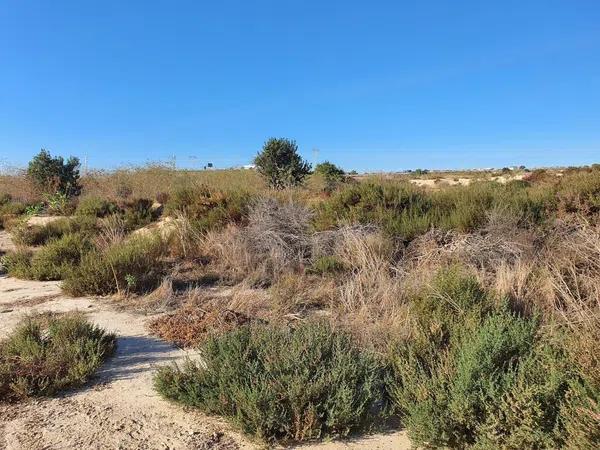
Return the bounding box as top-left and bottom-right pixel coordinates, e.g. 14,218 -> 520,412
1,1 -> 599,172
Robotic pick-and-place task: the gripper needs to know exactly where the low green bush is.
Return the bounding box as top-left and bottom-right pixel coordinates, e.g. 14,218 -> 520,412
3,233 -> 92,280
10,216 -> 97,247
314,180 -> 552,239
121,198 -> 156,231
77,196 -> 155,231
10,224 -> 50,246
0,313 -> 115,402
559,379 -> 600,450
76,196 -> 119,218
166,185 -> 252,232
155,321 -> 384,443
1,249 -> 33,279
45,192 -> 76,216
385,269 -> 596,449
62,234 -> 166,296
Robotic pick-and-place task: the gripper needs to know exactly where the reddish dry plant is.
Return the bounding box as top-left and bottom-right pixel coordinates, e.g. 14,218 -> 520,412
149,305 -> 254,348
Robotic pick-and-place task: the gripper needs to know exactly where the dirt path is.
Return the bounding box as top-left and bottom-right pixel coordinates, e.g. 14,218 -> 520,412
0,279 -> 251,450
0,231 -> 410,449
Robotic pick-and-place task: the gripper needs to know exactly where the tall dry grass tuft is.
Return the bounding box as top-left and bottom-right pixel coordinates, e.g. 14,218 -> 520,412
199,225 -> 258,283
333,227 -> 401,313
317,226 -> 410,348
167,211 -> 203,258
94,214 -> 127,251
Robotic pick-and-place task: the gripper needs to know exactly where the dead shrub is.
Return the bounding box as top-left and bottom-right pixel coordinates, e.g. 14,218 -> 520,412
244,197 -> 313,273
167,212 -> 203,258
149,292 -> 255,348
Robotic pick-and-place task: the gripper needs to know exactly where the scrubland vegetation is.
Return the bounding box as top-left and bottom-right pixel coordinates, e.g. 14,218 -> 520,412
1,147 -> 599,447
0,313 -> 115,402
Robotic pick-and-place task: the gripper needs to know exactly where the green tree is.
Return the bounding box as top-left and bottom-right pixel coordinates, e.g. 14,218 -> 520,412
314,161 -> 345,181
27,149 -> 81,197
254,138 -> 311,189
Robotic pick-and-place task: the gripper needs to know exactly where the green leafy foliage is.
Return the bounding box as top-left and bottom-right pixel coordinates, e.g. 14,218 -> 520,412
0,313 -> 115,402
155,321 -> 383,443
45,192 -> 75,215
314,161 -> 345,181
254,138 -> 312,189
27,149 -> 81,197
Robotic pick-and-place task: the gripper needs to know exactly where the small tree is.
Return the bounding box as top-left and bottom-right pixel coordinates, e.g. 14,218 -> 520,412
314,161 -> 345,182
27,149 -> 81,197
314,161 -> 346,193
254,138 -> 311,189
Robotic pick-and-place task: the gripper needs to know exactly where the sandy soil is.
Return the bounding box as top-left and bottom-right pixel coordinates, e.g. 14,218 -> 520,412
409,173 -> 524,189
0,232 -> 411,450
26,216 -> 69,227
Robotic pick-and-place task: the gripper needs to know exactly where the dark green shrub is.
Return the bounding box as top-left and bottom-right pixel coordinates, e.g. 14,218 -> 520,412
26,149 -> 81,197
121,198 -> 156,231
254,138 -> 312,189
0,313 -> 115,402
314,161 -> 345,181
313,181 -> 431,238
30,233 -> 92,280
62,234 -> 166,296
155,321 -> 384,443
76,196 -> 119,218
10,224 -> 52,246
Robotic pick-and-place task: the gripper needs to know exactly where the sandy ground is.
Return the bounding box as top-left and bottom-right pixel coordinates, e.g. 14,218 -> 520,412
409,173 -> 524,188
0,231 -> 411,450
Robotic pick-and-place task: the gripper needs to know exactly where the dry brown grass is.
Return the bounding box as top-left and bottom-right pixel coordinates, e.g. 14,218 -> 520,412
0,172 -> 40,203
80,167 -> 266,201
